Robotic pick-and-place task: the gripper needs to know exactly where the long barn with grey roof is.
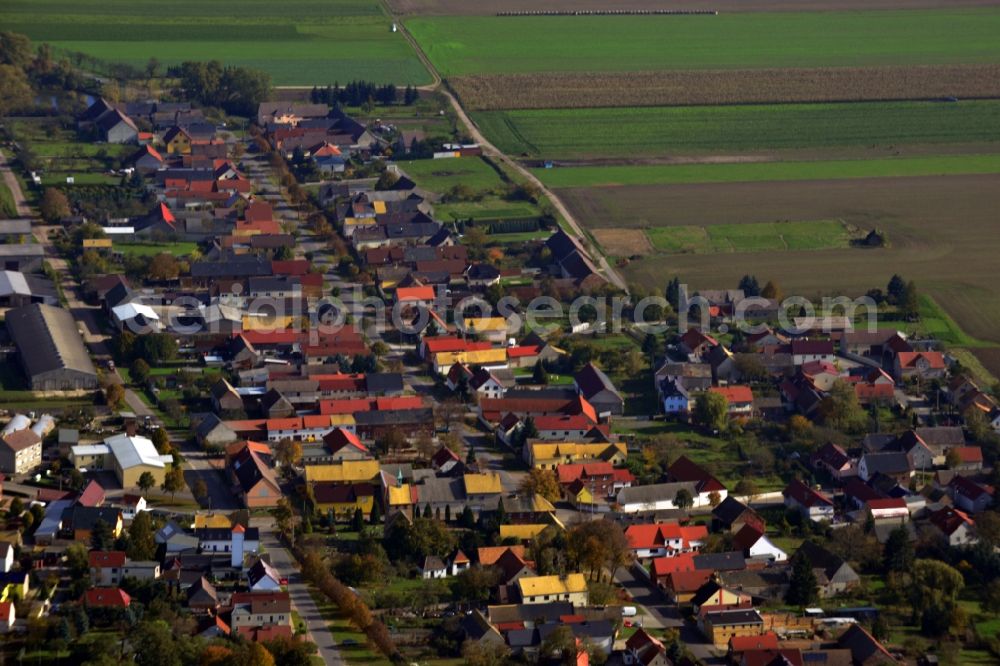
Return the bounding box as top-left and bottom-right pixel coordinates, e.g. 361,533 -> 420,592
6,303 -> 98,391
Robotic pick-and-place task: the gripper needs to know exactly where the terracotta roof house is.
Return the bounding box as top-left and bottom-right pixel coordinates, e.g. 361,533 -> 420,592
83,587 -> 132,608
837,624 -> 895,665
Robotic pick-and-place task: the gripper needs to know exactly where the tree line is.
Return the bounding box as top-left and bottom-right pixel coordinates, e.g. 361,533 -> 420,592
171,60 -> 272,117
309,81 -> 418,107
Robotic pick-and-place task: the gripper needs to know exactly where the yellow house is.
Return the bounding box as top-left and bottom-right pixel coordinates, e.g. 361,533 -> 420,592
313,482 -> 376,519
433,348 -> 509,373
517,574 -> 589,606
701,609 -> 765,648
164,127 -> 192,155
526,441 -> 628,470
305,460 -> 380,484
567,482 -> 596,509
387,483 -> 415,511
242,314 -> 299,331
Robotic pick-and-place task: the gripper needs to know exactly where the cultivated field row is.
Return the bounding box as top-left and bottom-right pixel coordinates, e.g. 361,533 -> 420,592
390,0 -> 1000,16
451,64 -> 1000,110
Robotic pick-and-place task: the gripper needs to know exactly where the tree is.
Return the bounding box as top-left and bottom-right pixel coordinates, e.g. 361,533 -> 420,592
532,360 -> 549,385
105,383 -> 125,409
147,253 -> 180,281
566,520 -> 633,582
708,490 -> 722,507
137,471 -> 156,494
462,640 -> 510,666
6,496 -> 23,520
369,500 -> 381,525
136,333 -> 178,364
761,280 -> 783,301
540,625 -> 577,664
692,391 -> 728,432
0,64 -> 32,117
273,499 -> 294,540
350,506 -> 365,531
39,187 -> 71,223
451,565 -> 501,605
738,274 -> 760,297
883,526 -> 914,573
130,358 -> 151,386
908,559 -> 964,619
151,427 -> 170,454
981,579 -> 1000,617
887,274 -> 907,304
161,463 -> 185,500
817,379 -> 867,432
275,438 -> 303,469
975,510 -> 1000,548
665,277 -> 681,311
193,478 -> 208,501
377,427 -> 407,456
127,510 -> 157,561
674,487 -> 694,510
90,518 -> 114,550
785,551 -> 818,606
519,468 -> 561,502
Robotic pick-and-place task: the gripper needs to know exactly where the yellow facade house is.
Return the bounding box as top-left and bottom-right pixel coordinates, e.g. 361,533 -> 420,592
461,316 -> 509,342
527,441 -> 628,470
517,574 -> 589,606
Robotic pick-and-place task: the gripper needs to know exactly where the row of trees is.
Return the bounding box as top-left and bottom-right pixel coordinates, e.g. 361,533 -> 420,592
309,81 -> 418,107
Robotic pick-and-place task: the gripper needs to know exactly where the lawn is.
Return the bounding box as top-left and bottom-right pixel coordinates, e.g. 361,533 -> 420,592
40,172 -> 122,186
1,0 -> 432,86
435,197 -> 539,222
0,181 -> 16,218
395,156 -> 505,193
114,241 -> 200,257
532,153 -> 1000,188
407,9 -> 1000,77
646,220 -> 854,254
474,100 -> 1000,159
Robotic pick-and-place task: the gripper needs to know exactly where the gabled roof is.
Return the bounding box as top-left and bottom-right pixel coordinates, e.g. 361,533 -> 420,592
83,587 -> 131,608
667,456 -> 727,493
783,479 -> 834,509
517,573 -> 587,597
88,551 -> 126,568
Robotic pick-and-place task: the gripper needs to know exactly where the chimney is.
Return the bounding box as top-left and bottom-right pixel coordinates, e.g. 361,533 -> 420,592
124,418 -> 137,437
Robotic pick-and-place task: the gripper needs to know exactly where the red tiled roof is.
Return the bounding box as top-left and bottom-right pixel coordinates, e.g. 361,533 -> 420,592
952,446 -> 983,464
783,478 -> 834,508
83,588 -> 131,608
730,632 -> 779,652
666,569 -> 713,593
397,286 -> 436,302
651,553 -> 696,577
897,351 -> 946,370
709,385 -> 754,405
88,551 -> 126,568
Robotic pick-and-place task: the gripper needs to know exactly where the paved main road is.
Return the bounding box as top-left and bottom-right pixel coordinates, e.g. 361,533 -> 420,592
254,522 -> 344,665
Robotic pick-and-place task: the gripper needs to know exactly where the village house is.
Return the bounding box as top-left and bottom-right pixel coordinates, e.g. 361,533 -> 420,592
783,479 -> 835,522
517,574 -> 589,606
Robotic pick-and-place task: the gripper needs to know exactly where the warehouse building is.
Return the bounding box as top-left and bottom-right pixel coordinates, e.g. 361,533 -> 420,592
5,304 -> 98,391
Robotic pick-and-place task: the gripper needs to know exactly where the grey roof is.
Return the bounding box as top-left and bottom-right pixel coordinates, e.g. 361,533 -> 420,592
693,551 -> 746,572
0,220 -> 32,235
0,244 -> 44,257
703,609 -> 763,625
861,451 -> 912,475
6,304 -> 97,379
575,362 -> 621,401
617,481 -> 699,506
365,372 -> 403,394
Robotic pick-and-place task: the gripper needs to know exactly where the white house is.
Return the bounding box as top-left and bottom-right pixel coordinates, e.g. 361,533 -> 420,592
617,481 -> 708,514
247,558 -> 282,592
783,479 -> 835,522
0,544 -> 13,574
733,525 -> 787,562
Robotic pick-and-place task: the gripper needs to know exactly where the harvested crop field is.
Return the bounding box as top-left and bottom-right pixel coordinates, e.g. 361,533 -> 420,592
971,348 -> 1000,380
590,229 -> 652,257
645,220 -> 855,254
391,0 -> 1000,16
451,65 -> 1000,110
407,10 -> 1000,77
481,101 -> 1000,160
560,174 -> 1000,344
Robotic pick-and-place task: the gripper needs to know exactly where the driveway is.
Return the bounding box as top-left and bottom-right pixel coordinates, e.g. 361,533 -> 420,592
254,523 -> 344,665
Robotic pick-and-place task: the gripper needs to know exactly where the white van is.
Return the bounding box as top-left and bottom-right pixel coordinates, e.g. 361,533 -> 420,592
621,606 -> 637,617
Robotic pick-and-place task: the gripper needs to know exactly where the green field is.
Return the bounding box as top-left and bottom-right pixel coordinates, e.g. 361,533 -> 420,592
474,100 -> 1000,159
407,9 -> 1000,76
646,220 -> 853,254
396,156 -> 506,192
114,241 -> 200,257
533,153 -> 1000,188
0,182 -> 16,219
435,197 -> 538,222
1,0 -> 432,86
